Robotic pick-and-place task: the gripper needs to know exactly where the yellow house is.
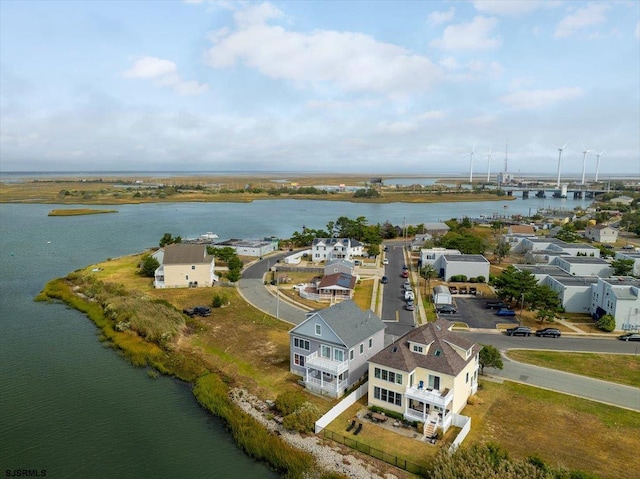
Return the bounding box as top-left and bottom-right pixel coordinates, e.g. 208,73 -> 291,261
367,320 -> 480,435
154,244 -> 217,288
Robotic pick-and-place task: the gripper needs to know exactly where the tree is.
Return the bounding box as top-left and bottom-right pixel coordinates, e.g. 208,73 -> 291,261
528,284 -> 562,314
159,233 -> 182,247
479,345 -> 503,375
494,239 -> 511,264
139,254 -> 159,277
611,258 -> 635,276
554,226 -> 581,243
420,264 -> 437,299
597,314 -> 616,332
491,266 -> 538,304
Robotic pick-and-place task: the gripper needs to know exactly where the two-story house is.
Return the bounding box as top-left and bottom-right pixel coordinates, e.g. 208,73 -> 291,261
311,238 -> 364,263
289,300 -> 385,398
154,243 -> 217,288
584,224 -> 619,244
367,320 -> 480,436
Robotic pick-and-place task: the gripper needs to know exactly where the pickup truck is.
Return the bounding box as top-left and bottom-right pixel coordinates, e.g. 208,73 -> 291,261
485,300 -> 507,309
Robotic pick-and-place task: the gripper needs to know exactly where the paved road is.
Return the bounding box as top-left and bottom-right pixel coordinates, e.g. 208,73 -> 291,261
381,241 -> 416,338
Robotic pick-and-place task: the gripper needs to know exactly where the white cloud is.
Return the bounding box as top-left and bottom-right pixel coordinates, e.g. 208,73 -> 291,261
427,7 -> 455,25
472,0 -> 552,17
430,16 -> 501,51
439,56 -> 460,71
500,87 -> 583,110
376,121 -> 419,135
205,2 -> 442,96
555,3 -> 610,39
123,56 -> 177,78
123,56 -> 207,96
417,110 -> 446,121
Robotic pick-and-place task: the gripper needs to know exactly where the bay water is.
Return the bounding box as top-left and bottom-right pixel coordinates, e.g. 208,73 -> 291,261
0,196 -> 589,477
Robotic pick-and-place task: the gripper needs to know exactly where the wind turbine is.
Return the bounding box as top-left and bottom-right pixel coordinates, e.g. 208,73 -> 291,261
486,146 -> 493,182
551,141 -> 569,189
469,143 -> 476,183
580,142 -> 594,185
594,150 -> 605,182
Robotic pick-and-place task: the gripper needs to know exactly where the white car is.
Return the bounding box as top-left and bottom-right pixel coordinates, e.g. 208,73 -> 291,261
293,283 -> 306,290
383,258 -> 389,265
404,290 -> 415,301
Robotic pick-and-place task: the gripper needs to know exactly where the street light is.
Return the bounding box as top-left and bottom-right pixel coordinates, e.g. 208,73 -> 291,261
519,292 -> 525,326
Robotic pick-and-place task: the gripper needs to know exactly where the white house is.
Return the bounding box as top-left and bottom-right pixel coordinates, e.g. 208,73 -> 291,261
615,251 -> 640,276
590,277 -> 640,331
311,238 -> 364,263
434,254 -> 490,282
367,320 -> 480,436
584,224 -> 619,244
551,256 -> 614,277
213,238 -> 278,257
542,275 -> 599,314
420,248 -> 461,266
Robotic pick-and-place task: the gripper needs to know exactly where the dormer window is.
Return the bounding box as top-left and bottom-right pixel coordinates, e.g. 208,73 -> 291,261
412,344 -> 424,353
434,349 -> 442,356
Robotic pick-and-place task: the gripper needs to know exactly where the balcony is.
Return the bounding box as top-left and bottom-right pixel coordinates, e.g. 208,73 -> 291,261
305,376 -> 349,398
305,351 -> 349,376
405,386 -> 453,408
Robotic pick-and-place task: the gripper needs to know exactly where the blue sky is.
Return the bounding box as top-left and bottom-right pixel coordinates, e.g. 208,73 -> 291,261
1,1 -> 639,177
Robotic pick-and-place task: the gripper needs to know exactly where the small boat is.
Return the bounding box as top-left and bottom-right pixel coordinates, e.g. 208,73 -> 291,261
200,232 -> 219,240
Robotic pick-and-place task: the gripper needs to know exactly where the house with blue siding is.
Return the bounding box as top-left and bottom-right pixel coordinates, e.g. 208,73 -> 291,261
289,300 -> 385,398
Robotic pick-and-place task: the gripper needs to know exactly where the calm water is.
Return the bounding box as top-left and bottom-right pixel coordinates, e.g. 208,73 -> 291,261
0,196 -> 590,477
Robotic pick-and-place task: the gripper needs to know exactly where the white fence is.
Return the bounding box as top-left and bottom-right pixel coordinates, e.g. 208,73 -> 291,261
448,413 -> 471,452
314,382 -> 368,434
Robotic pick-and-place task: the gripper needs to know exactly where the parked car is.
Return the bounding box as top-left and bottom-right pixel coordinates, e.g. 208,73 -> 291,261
505,326 -> 532,336
401,270 -> 409,278
380,275 -> 388,284
182,307 -> 196,317
194,306 -> 211,317
496,308 -> 516,317
437,304 -> 457,314
383,246 -> 389,252
448,285 -> 458,294
469,286 -> 477,295
354,260 -> 362,266
618,333 -> 640,341
293,283 -> 306,290
383,258 -> 389,265
404,290 -> 415,301
405,301 -> 415,311
459,286 -> 468,294
535,328 -> 561,338
485,301 -> 507,309
403,280 -> 411,289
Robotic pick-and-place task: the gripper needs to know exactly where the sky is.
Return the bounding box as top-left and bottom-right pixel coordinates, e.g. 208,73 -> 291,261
1,0 -> 639,177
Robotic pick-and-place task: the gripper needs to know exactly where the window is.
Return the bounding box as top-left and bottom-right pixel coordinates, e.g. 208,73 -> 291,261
374,367 -> 402,385
373,386 -> 402,407
334,349 -> 344,362
465,372 -> 469,384
359,344 -> 364,354
315,324 -> 321,336
368,338 -> 372,348
293,354 -> 305,366
321,345 -> 331,358
434,349 -> 442,357
412,344 -> 424,353
349,349 -> 354,360
293,338 -> 310,350
428,375 -> 440,390
191,265 -> 196,270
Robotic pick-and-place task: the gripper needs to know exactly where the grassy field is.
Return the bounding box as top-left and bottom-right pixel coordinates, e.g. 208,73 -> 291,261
464,380 -> 640,479
506,350 -> 640,388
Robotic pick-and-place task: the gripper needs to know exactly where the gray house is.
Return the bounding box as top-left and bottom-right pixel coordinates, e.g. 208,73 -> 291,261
324,258 -> 356,277
552,256 -> 614,277
434,254 -> 490,281
289,300 -> 385,398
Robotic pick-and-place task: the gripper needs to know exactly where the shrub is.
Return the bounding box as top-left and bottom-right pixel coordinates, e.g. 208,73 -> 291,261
212,292 -> 227,308
597,314 -> 616,332
477,275 -> 486,283
274,391 -> 305,416
282,402 -> 319,433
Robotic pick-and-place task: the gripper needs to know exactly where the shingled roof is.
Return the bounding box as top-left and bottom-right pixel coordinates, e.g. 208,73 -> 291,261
318,272 -> 356,290
370,319 -> 480,376
162,244 -> 212,265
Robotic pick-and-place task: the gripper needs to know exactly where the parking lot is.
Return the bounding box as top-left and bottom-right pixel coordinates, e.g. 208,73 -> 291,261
439,294 -> 519,329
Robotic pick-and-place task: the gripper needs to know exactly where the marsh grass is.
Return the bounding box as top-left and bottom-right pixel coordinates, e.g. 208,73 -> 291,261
506,350 -> 640,388
48,208 -> 117,216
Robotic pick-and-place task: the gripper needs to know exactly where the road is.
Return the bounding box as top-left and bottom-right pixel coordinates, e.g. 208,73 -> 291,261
380,241 -> 416,339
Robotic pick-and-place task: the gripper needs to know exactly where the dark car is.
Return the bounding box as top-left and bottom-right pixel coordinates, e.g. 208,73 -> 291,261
496,308 -> 516,317
618,333 -> 640,341
486,301 -> 507,310
194,306 -> 211,317
535,328 -> 561,338
506,326 -> 532,336
469,286 -> 477,295
448,285 -> 458,294
459,286 -> 468,295
182,307 -> 196,317
437,305 -> 457,314
381,275 -> 388,284
401,270 -> 409,278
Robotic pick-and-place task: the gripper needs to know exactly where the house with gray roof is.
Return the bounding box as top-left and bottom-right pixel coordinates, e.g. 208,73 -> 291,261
551,256 -> 614,277
542,275 -> 599,313
289,300 -> 385,398
367,320 -> 480,436
324,259 -> 355,277
154,243 -> 217,289
584,224 -> 619,244
513,264 -> 572,283
315,272 -> 357,301
311,238 -> 364,263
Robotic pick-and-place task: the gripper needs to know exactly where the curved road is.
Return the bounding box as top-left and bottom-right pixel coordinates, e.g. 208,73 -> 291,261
239,253 -> 640,411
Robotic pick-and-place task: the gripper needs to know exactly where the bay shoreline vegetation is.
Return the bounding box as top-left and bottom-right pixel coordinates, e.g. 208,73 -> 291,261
48,208 -> 118,216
